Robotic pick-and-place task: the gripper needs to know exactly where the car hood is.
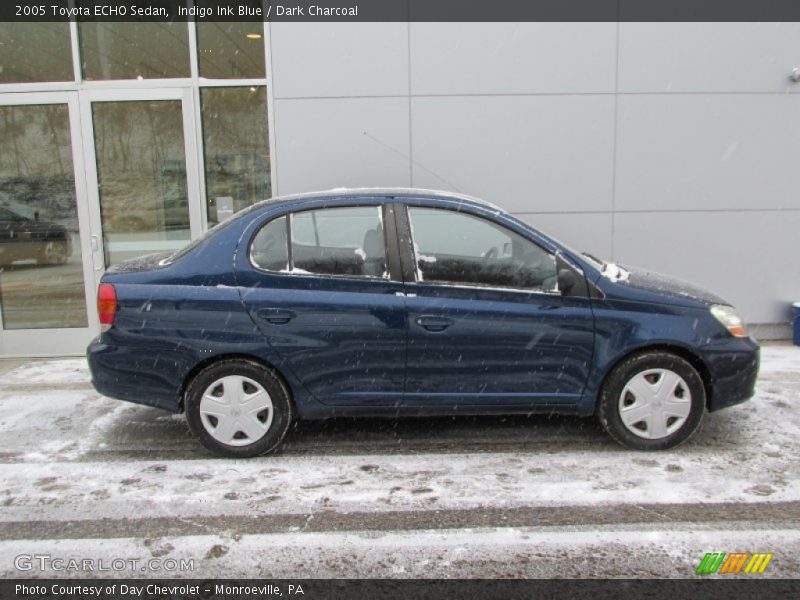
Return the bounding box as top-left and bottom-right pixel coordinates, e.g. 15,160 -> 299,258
602,264 -> 729,307
105,251 -> 172,274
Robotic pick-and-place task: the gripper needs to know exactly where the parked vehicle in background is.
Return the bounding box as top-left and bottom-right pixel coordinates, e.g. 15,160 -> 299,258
0,205 -> 72,266
87,189 -> 760,457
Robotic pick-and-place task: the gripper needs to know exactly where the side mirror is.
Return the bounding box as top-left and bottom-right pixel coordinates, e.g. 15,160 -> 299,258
557,268 -> 575,295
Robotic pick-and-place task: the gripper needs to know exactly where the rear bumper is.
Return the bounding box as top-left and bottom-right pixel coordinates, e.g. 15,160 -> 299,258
87,337 -> 183,413
704,338 -> 760,412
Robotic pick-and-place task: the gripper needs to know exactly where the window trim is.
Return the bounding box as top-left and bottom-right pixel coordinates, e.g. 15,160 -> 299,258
397,204 -> 563,297
248,204 -> 397,282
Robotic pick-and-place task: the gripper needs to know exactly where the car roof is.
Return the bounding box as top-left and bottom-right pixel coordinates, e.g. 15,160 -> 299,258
250,187 -> 507,214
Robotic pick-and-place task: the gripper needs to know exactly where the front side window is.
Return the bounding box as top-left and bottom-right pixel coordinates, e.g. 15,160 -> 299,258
250,206 -> 387,279
407,207 -> 558,292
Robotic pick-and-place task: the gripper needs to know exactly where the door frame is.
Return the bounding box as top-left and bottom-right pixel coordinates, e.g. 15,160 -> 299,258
394,200 -> 594,407
78,87 -> 205,287
0,91 -> 99,356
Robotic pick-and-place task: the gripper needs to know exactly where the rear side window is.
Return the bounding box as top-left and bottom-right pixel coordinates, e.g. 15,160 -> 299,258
292,206 -> 387,277
407,207 -> 558,292
250,206 -> 388,279
250,215 -> 288,271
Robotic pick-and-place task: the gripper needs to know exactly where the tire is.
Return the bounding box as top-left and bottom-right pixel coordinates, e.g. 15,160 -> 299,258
597,351 -> 706,451
184,359 -> 293,458
37,240 -> 69,265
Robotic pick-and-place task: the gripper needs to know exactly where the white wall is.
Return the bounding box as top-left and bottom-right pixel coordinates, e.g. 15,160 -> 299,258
269,22 -> 800,331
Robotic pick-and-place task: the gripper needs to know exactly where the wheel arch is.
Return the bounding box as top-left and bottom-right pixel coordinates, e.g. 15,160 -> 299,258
597,343 -> 713,410
178,353 -> 294,413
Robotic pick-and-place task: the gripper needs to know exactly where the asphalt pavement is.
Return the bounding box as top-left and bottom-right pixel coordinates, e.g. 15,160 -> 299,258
0,344 -> 798,578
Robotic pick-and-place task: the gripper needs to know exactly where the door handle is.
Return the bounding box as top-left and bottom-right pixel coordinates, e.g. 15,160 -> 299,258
256,308 -> 296,324
414,315 -> 453,332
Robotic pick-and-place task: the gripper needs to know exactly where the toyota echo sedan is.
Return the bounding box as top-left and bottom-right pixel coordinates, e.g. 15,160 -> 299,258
87,189 -> 759,457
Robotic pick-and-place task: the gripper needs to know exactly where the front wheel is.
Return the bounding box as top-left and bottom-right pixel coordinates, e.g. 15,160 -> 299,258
597,351 -> 706,451
185,359 -> 293,458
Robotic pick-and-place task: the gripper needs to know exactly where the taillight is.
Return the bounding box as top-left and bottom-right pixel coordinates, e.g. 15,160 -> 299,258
97,283 -> 117,331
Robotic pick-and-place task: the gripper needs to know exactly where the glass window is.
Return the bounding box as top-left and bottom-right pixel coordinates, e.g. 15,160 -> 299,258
196,21 -> 266,79
251,216 -> 288,272
79,23 -> 190,80
0,23 -> 73,83
407,207 -> 558,292
291,207 -> 387,278
201,87 -> 270,227
92,101 -> 191,266
0,104 -> 88,329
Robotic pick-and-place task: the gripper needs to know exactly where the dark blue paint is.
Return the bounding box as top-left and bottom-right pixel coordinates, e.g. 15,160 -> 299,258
403,286 -> 592,407
87,190 -> 759,420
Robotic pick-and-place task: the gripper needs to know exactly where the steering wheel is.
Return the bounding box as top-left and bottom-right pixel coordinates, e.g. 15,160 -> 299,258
482,246 -> 499,263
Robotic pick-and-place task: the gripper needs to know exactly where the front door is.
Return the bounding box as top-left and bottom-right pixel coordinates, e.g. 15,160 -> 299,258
80,88 -> 203,280
0,93 -> 97,355
400,205 -> 595,408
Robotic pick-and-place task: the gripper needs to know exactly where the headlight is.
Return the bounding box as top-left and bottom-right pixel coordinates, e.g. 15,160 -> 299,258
710,305 -> 747,338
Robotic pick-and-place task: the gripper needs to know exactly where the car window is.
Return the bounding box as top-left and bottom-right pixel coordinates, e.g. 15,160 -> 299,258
407,207 -> 558,292
250,215 -> 288,271
290,206 -> 387,278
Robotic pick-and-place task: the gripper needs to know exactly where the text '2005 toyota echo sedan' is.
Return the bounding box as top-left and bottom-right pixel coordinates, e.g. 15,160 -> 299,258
87,188 -> 759,457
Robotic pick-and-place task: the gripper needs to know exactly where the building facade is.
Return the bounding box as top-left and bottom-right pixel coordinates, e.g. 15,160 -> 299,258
0,22 -> 798,356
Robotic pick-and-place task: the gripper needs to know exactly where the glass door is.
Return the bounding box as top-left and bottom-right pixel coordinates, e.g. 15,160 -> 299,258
0,93 -> 97,356
80,88 -> 203,279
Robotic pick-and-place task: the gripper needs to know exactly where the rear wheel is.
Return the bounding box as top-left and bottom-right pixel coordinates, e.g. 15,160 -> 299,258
597,351 -> 706,450
185,359 -> 293,458
37,239 -> 69,265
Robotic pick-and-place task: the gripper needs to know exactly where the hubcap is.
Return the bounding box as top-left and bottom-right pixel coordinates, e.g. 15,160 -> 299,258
618,368 -> 692,440
45,241 -> 66,263
199,375 -> 273,447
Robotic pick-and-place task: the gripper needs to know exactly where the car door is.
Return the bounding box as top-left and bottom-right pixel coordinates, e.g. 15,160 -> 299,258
398,203 -> 594,408
236,201 -> 408,407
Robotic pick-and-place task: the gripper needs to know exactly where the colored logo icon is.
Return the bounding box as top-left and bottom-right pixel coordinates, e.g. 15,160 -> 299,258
696,552 -> 773,575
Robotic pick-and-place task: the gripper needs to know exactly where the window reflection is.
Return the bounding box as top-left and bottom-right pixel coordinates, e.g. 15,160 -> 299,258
0,105 -> 88,330
201,87 -> 271,226
79,22 -> 190,80
197,21 -> 266,79
92,101 -> 191,266
0,23 -> 73,83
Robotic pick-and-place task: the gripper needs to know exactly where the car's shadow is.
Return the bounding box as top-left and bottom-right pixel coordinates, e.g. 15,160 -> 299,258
85,406 -> 618,461
84,399 -> 750,461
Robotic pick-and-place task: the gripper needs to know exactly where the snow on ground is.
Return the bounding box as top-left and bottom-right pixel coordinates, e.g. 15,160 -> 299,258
0,358 -> 88,385
3,527 -> 799,578
0,343 -> 798,578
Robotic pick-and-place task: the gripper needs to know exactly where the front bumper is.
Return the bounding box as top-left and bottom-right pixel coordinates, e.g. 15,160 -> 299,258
704,338 -> 760,412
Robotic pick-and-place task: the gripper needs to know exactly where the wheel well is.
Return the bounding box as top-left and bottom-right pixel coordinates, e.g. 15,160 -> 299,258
600,344 -> 713,408
178,353 -> 293,412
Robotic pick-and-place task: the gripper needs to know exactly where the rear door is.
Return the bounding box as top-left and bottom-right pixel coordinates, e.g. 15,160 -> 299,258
236,201 -> 408,406
398,203 -> 594,408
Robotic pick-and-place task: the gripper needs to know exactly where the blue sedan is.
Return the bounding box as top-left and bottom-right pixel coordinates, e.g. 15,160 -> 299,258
87,189 -> 759,457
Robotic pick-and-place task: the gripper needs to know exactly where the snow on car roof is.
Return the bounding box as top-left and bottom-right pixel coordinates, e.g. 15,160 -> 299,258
252,187 -> 507,214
